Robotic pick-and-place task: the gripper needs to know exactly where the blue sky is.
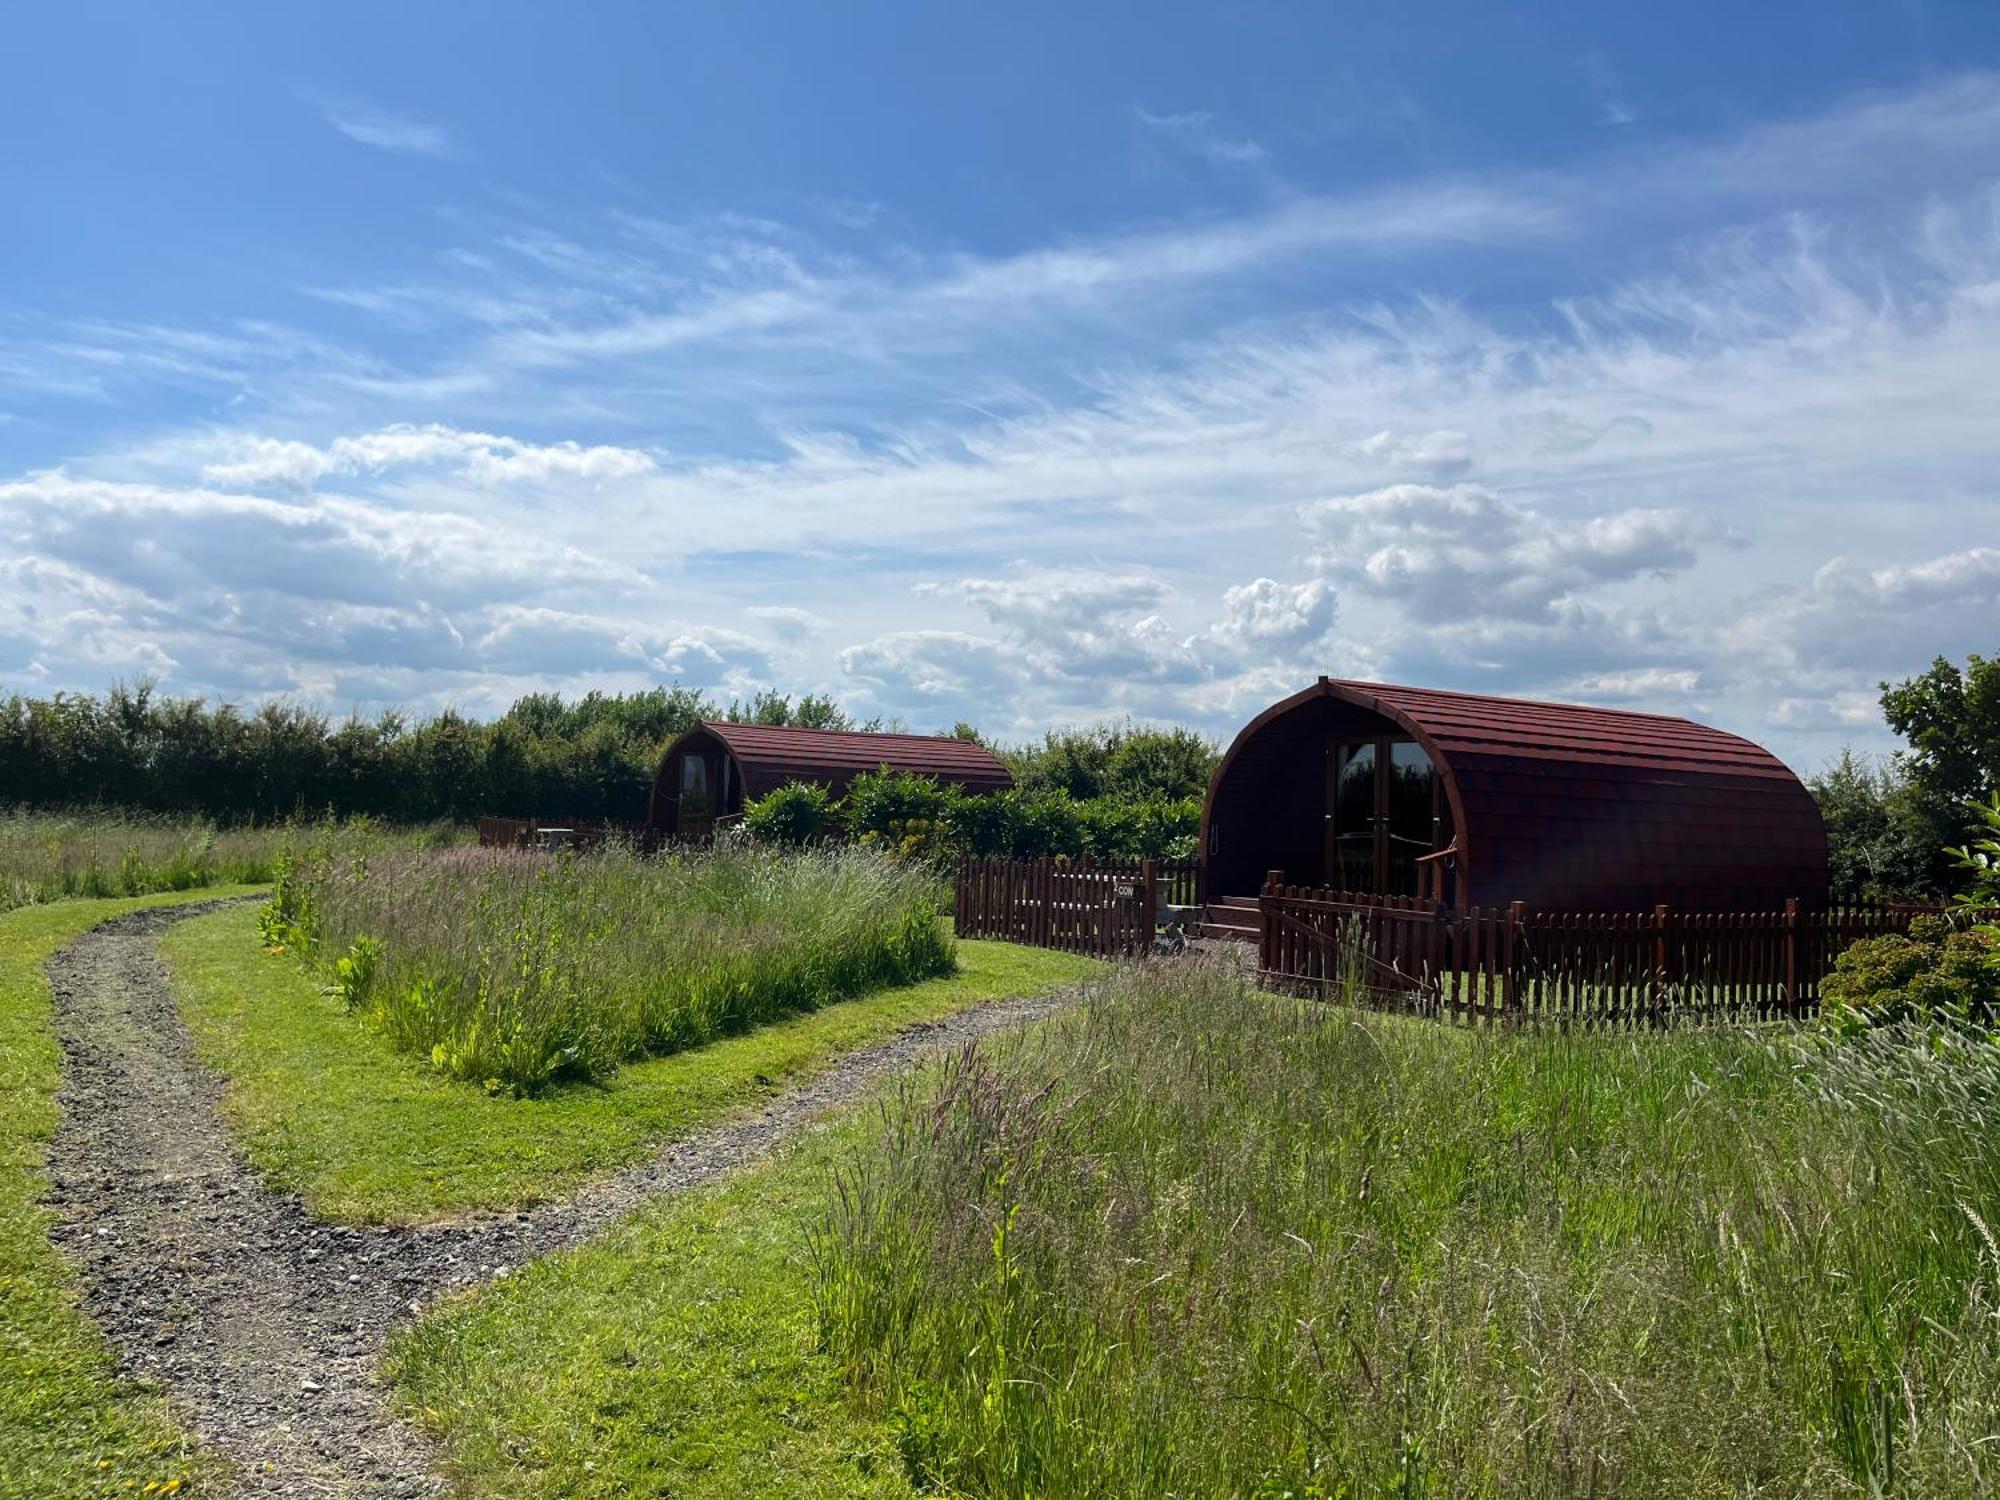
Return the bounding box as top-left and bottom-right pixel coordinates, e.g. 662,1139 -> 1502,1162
3,2 -> 1997,767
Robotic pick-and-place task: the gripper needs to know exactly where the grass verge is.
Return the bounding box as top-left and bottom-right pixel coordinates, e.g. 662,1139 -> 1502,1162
0,885 -> 265,1499
388,1119 -> 909,1500
163,904 -> 1102,1223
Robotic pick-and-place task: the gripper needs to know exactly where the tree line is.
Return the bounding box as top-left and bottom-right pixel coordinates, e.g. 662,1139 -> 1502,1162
3,651 -> 1993,900
0,679 -> 1218,839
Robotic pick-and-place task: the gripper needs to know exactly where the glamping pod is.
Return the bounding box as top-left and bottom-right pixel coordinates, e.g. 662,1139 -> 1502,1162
648,721 -> 1013,841
1201,677 -> 1828,911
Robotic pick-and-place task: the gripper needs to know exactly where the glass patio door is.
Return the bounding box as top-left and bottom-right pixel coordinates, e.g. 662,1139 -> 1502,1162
677,751 -> 716,840
1327,741 -> 1377,891
1325,737 -> 1440,895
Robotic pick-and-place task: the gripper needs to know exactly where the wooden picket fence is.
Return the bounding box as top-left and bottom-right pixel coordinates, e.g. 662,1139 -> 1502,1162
954,857 -> 1188,958
1258,874 -> 1991,1027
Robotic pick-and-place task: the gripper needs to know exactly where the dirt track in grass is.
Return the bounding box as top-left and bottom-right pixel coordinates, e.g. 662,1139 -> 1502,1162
44,903 -> 1090,1497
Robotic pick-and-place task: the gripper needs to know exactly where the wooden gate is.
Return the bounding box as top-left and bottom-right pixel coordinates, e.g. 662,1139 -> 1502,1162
954,858 -> 1161,958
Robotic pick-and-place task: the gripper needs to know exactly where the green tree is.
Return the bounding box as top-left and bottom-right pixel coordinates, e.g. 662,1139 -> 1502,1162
1880,652 -> 2000,890
1011,722 -> 1219,803
1807,751 -> 1937,904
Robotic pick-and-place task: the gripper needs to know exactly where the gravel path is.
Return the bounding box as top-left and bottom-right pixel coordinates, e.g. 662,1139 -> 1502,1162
44,902 -> 1089,1497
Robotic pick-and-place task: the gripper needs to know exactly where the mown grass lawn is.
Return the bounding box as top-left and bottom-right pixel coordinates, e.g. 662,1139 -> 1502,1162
163,904 -> 1103,1224
388,1119 -> 910,1500
0,886 -> 265,1500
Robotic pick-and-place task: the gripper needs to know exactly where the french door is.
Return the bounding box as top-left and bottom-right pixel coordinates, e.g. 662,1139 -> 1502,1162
1324,738 -> 1443,896
677,750 -> 718,840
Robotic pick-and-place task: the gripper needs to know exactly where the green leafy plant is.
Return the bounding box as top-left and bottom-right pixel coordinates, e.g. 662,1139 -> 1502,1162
843,768 -> 958,866
1821,793 -> 2000,1035
328,934 -> 382,1012
1821,915 -> 2000,1033
742,780 -> 835,846
1949,791 -> 2000,930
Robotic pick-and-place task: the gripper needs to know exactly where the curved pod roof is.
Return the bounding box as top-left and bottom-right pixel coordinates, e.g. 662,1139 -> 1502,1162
1203,677 -> 1829,910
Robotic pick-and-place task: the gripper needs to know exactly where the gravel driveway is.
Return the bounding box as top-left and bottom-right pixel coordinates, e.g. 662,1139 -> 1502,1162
43,901 -> 1087,1496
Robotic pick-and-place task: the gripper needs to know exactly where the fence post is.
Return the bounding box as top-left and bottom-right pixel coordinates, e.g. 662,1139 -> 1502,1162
1783,896 -> 1799,1011
1651,903 -> 1671,1020
1139,858 -> 1158,958
1260,869 -> 1284,979
1503,900 -> 1525,1019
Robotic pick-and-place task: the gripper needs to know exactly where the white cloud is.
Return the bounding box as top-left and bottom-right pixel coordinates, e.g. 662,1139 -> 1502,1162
838,631 -> 1024,712
199,423 -> 656,490
1561,666 -> 1701,702
321,100 -> 451,156
1302,483 -> 1714,623
747,605 -> 831,644
1767,691 -> 1883,731
1203,578 -> 1338,661
1355,428 -> 1473,479
1728,548 -> 2000,678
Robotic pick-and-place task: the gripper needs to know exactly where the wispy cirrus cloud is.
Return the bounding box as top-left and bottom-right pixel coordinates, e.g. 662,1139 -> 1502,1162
318,97 -> 452,156
1132,106 -> 1271,169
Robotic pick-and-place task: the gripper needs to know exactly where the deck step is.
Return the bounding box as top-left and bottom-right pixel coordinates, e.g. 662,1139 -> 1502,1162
1189,899 -> 1262,943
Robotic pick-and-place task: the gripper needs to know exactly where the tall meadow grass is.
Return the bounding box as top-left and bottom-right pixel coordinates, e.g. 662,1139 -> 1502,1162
814,958 -> 2000,1497
0,808 -> 284,913
270,837 -> 955,1093
0,809 -> 464,915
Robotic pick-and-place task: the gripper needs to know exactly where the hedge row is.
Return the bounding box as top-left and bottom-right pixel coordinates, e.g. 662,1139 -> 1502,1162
745,770 -> 1201,862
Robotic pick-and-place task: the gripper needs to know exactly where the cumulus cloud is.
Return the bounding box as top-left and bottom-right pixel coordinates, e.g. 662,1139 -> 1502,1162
1301,483 -> 1714,623
0,471 -> 641,610
865,568 -> 1341,727
838,631 -> 1024,710
1728,547 -> 2000,678
1202,578 -> 1339,661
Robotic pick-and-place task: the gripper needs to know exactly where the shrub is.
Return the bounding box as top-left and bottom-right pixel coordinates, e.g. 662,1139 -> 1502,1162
1823,794 -> 2000,1034
1822,916 -> 2000,1031
742,781 -> 835,846
843,769 -> 957,865
1076,793 -> 1200,862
